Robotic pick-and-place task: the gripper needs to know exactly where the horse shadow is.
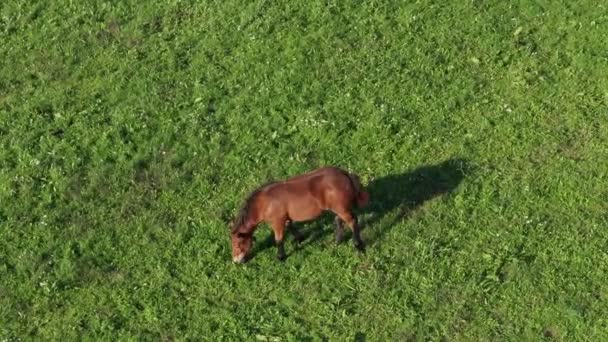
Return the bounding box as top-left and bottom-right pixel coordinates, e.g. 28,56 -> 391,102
251,158 -> 468,256
360,157 -> 468,245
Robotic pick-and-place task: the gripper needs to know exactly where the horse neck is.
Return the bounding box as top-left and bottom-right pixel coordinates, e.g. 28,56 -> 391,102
241,194 -> 262,232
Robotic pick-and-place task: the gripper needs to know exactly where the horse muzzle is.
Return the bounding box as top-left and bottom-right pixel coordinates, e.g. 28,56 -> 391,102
232,253 -> 246,263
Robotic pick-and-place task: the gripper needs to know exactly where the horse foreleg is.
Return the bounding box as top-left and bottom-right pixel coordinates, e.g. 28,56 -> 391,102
334,216 -> 345,244
286,219 -> 305,244
271,220 -> 287,262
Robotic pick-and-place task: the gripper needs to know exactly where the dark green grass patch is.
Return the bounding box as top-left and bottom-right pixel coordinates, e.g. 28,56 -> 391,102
1,0 -> 607,340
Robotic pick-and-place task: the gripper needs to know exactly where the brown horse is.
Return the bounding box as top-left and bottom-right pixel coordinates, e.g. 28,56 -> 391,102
230,166 -> 370,263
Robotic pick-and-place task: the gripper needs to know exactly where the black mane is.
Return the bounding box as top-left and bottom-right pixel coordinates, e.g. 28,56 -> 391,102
231,180 -> 276,232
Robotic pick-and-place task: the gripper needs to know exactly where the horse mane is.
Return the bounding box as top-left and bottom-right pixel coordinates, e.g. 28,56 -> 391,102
231,180 -> 277,233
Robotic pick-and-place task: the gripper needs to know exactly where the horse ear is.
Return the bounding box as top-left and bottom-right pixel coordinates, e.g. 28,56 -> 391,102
230,221 -> 240,233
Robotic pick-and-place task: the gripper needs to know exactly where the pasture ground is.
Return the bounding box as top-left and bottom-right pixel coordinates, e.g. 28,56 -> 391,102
1,1 -> 607,340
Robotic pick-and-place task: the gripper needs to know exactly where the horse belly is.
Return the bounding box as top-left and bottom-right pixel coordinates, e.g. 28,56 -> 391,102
287,195 -> 323,222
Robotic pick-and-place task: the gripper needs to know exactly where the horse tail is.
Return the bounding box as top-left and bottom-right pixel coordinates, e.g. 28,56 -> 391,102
344,171 -> 369,208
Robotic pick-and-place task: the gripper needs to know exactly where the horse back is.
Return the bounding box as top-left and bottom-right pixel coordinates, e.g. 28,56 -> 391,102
289,167 -> 356,208
259,167 -> 356,221
281,166 -> 346,184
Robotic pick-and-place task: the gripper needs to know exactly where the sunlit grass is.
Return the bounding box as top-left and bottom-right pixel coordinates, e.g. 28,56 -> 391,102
1,0 -> 607,340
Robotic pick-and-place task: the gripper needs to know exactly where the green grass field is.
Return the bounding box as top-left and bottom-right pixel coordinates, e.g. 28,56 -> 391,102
1,0 -> 608,340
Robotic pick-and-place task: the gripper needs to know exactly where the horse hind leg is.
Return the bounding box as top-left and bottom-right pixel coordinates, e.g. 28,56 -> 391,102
334,210 -> 365,252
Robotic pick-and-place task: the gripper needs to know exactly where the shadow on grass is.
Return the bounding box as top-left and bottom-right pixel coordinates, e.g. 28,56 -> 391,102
250,158 -> 468,257
362,158 -> 468,245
